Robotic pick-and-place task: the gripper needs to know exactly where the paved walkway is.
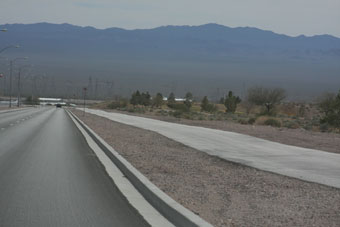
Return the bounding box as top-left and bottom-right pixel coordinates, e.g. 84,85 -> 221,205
85,108 -> 340,189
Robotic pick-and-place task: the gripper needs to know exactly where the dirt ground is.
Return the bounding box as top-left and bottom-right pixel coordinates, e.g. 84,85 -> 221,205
73,109 -> 340,227
101,109 -> 340,154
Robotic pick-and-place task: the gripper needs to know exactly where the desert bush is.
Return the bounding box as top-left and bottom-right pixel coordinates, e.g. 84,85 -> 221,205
318,90 -> 340,129
167,103 -> 190,112
130,90 -> 151,106
264,118 -> 281,127
224,91 -> 241,113
167,92 -> 176,104
201,96 -> 217,113
319,123 -> 331,132
184,92 -> 193,109
107,99 -> 128,109
157,109 -> 169,116
248,117 -> 256,125
284,121 -> 300,129
247,87 -> 286,114
153,93 -> 164,107
171,110 -> 183,118
238,119 -> 249,125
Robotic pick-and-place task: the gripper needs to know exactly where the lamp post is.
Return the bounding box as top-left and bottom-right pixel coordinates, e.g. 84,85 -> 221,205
0,57 -> 7,95
9,57 -> 28,108
83,87 -> 87,116
0,45 -> 19,55
0,73 -> 3,96
17,65 -> 32,107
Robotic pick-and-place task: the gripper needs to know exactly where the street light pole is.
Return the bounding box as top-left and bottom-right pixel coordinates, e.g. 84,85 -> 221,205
0,73 -> 3,96
9,60 -> 13,107
0,45 -> 19,54
17,65 -> 32,107
83,87 -> 87,116
9,57 -> 28,108
17,69 -> 21,107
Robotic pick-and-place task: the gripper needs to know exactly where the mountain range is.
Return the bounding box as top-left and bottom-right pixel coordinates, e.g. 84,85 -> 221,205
0,23 -> 339,100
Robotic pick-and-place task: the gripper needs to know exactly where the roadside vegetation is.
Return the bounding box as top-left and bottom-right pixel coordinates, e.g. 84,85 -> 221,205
93,87 -> 340,134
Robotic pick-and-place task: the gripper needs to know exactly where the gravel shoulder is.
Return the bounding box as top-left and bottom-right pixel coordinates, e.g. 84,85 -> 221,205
73,109 -> 340,227
99,108 -> 340,154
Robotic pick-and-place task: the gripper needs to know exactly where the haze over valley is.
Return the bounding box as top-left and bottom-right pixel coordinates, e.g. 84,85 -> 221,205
0,22 -> 339,101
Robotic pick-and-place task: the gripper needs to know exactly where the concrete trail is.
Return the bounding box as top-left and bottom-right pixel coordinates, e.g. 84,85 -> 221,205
84,108 -> 340,189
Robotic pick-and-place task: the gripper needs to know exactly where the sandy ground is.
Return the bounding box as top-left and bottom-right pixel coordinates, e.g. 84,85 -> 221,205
73,109 -> 340,227
101,109 -> 340,154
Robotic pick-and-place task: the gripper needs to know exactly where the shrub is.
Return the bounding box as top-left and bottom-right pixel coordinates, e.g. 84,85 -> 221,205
107,99 -> 128,109
201,96 -> 217,113
319,123 -> 330,132
130,90 -> 151,106
224,91 -> 241,113
238,119 -> 249,125
167,103 -> 190,112
264,118 -> 281,127
284,121 -> 300,129
171,110 -> 183,118
248,117 -> 256,125
318,90 -> 340,129
247,87 -> 285,114
153,93 -> 164,107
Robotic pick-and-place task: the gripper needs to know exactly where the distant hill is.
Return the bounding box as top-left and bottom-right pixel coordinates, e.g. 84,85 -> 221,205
0,23 -> 339,100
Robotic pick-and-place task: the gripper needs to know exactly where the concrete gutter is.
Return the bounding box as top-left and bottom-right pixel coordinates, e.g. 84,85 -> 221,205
67,110 -> 213,227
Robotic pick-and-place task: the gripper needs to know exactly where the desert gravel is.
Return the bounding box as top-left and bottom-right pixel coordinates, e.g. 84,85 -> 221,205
73,109 -> 340,227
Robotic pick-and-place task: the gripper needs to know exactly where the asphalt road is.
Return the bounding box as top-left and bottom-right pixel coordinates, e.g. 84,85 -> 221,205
84,108 -> 340,189
0,107 -> 149,227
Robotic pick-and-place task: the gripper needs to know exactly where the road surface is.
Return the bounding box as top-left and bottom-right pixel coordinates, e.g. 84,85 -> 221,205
84,108 -> 340,189
0,107 -> 149,227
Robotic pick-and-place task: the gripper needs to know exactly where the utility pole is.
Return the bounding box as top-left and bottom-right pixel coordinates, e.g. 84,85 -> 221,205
95,78 -> 98,100
9,57 -> 27,107
0,73 -> 3,96
83,87 -> 87,116
87,76 -> 93,99
9,60 -> 13,107
17,69 -> 21,107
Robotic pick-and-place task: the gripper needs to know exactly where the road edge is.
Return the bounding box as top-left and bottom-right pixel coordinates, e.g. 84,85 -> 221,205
67,109 -> 213,227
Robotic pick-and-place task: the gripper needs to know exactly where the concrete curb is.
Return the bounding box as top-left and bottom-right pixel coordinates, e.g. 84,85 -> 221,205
67,110 -> 214,227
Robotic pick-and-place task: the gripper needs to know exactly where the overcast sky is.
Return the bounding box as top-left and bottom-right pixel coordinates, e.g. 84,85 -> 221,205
1,0 -> 339,37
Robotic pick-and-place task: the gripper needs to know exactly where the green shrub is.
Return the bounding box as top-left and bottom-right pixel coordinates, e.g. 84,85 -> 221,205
318,90 -> 340,129
107,99 -> 128,109
319,123 -> 330,132
238,119 -> 249,125
264,118 -> 281,127
248,117 -> 256,125
167,103 -> 190,112
171,110 -> 183,118
284,121 -> 300,129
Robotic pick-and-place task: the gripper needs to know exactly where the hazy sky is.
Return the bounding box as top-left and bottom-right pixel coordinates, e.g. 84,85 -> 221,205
1,0 -> 339,37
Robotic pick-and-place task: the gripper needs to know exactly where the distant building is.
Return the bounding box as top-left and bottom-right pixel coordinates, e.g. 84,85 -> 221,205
163,97 -> 186,102
39,98 -> 66,106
